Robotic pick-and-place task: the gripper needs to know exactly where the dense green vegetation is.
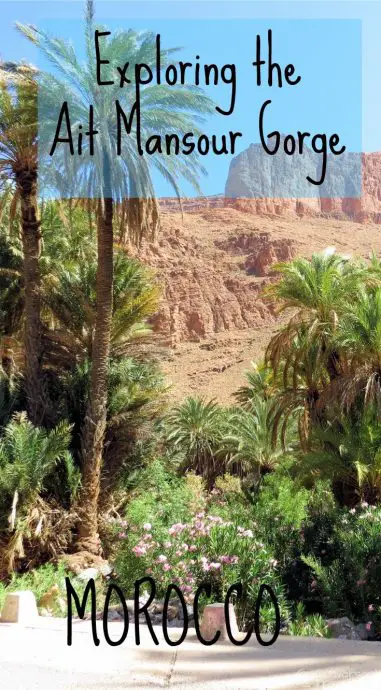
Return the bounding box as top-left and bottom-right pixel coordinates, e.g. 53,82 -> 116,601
1,0 -> 381,640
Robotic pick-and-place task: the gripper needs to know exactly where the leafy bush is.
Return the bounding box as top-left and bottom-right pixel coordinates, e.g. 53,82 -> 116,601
0,561 -> 108,617
252,472 -> 310,568
288,602 -> 331,638
302,503 -> 381,630
0,562 -> 68,613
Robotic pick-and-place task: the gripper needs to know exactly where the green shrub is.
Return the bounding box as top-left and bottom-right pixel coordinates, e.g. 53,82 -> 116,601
252,472 -> 310,567
0,562 -> 68,615
288,602 -> 331,638
302,503 -> 381,629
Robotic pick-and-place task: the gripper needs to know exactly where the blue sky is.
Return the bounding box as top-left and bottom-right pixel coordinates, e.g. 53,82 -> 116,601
0,1 -> 378,197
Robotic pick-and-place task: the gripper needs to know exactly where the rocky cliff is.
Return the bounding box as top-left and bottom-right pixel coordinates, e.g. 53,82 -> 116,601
225,148 -> 381,223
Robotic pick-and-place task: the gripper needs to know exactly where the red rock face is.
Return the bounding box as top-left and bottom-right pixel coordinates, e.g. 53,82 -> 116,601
134,213 -> 280,346
215,232 -> 296,276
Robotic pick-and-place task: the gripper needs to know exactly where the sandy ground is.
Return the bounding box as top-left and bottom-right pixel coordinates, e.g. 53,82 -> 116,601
1,618 -> 381,689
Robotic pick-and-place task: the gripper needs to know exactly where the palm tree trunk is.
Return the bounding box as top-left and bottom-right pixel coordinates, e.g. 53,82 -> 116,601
17,168 -> 46,427
77,196 -> 114,554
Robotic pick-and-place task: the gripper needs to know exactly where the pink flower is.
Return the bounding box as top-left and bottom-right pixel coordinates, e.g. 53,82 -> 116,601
210,562 -> 221,570
143,522 -> 152,531
189,545 -> 197,552
219,555 -> 239,565
164,541 -> 172,549
163,563 -> 171,571
133,545 -> 147,557
368,604 -> 375,612
157,554 -> 167,563
356,579 -> 366,586
168,522 -> 187,536
118,532 -> 126,539
146,568 -> 153,575
201,557 -> 210,572
182,543 -> 189,552
175,550 -> 183,557
242,529 -> 253,538
366,622 -> 372,631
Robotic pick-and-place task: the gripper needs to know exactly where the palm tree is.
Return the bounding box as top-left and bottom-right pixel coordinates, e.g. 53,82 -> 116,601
230,363 -> 293,480
19,1 -> 214,553
266,249 -> 363,381
165,397 -> 226,490
268,327 -> 330,450
43,249 -> 158,369
0,411 -> 79,573
43,252 -> 166,501
234,361 -> 273,409
326,285 -> 381,412
222,401 -> 285,483
300,407 -> 381,505
0,64 -> 49,425
264,250 -> 367,448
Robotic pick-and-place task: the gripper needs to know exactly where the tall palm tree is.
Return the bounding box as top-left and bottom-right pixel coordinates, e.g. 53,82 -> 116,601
19,1 -> 214,554
0,64 -> 49,425
264,250 -> 367,448
266,249 -> 362,381
326,285 -> 381,412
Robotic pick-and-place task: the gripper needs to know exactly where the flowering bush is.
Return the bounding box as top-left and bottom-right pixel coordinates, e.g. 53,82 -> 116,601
114,504 -> 287,629
109,461 -> 381,637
